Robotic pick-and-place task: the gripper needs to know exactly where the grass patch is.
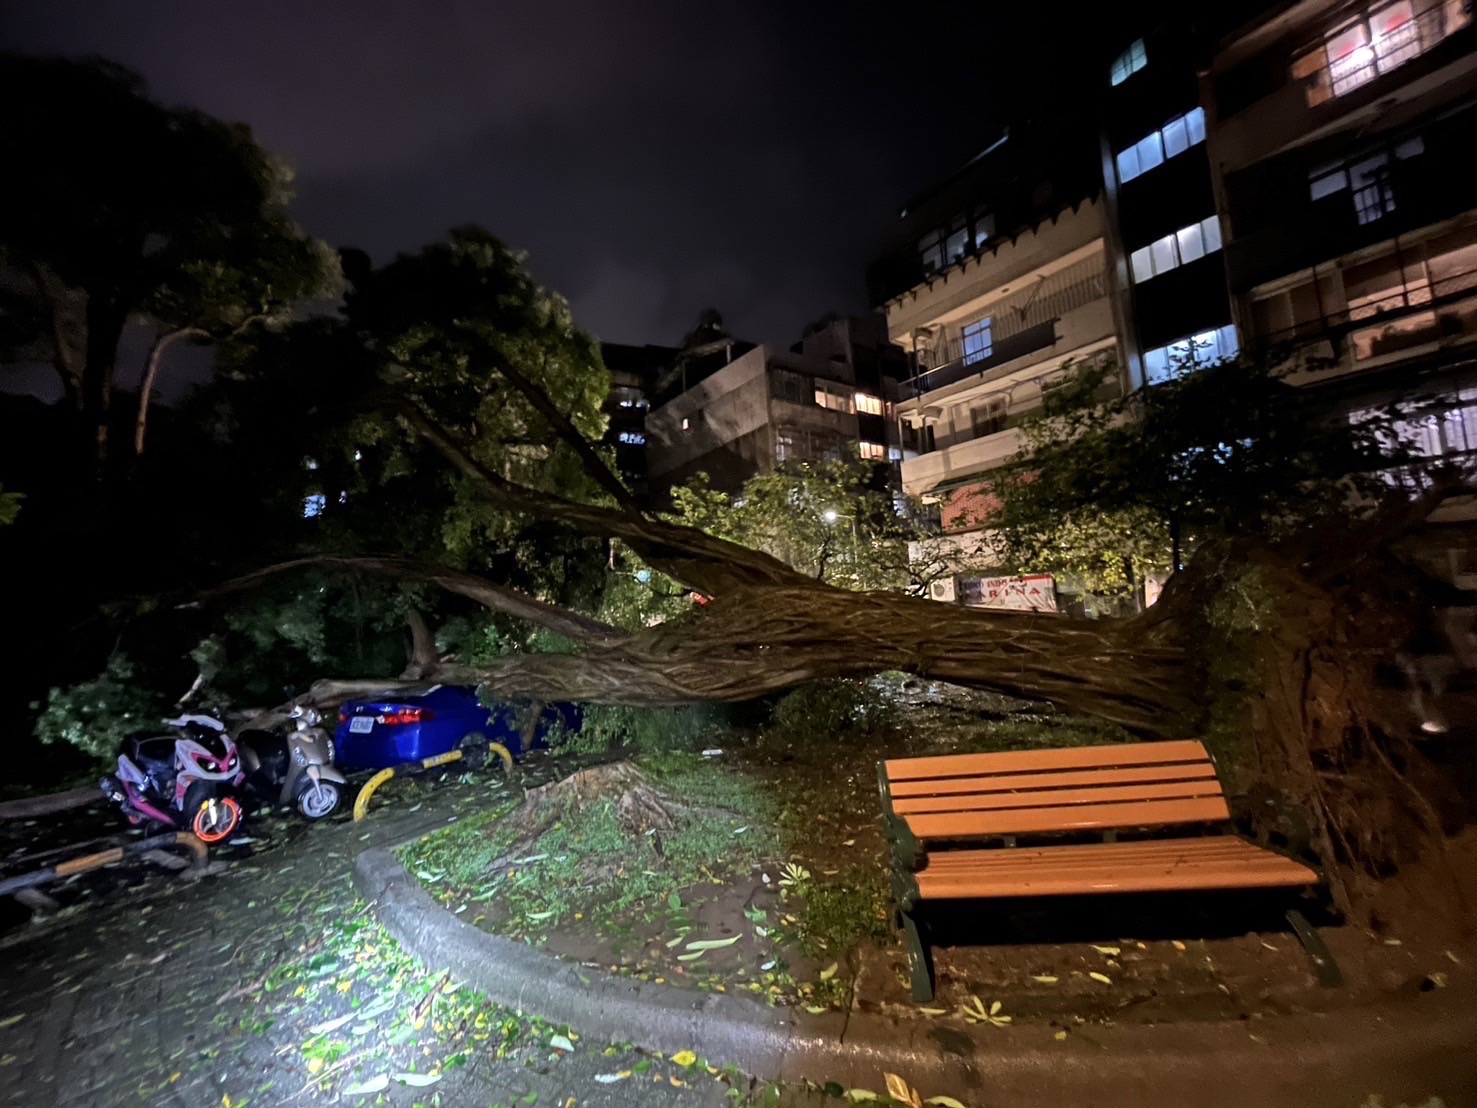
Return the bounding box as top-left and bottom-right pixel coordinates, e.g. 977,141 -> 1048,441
403,760 -> 782,936
790,866 -> 892,961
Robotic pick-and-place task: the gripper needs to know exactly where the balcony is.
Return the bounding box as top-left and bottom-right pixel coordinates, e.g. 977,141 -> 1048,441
902,321 -> 1059,396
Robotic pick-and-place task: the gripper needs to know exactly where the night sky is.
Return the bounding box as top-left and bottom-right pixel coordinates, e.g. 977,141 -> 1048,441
1,1 -> 1134,394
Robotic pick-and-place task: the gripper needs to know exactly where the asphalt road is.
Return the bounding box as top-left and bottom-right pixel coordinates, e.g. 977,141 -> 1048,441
0,773 -> 772,1107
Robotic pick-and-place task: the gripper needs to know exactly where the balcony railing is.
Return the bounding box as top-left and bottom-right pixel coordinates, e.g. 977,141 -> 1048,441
903,321 -> 1059,396
1255,263 -> 1477,359
1297,1 -> 1468,107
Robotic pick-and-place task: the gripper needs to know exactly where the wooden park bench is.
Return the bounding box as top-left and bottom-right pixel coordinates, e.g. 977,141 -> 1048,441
878,740 -> 1339,1001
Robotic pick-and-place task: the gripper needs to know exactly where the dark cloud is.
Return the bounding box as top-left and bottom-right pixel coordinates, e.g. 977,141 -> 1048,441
0,0 -> 1129,349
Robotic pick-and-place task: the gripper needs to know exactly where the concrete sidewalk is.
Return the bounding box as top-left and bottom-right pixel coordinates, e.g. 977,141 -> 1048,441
360,840 -> 1477,1108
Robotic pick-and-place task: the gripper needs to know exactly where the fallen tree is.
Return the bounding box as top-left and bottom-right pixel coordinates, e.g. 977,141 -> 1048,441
198,370 -> 1476,928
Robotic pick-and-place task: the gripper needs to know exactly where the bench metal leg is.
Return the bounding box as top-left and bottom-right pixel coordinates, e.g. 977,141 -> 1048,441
900,908 -> 936,1003
1286,908 -> 1343,988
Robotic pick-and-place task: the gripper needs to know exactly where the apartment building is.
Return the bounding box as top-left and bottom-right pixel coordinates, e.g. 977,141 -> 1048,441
866,126 -> 1123,587
1205,0 -> 1477,464
599,342 -> 675,501
643,313 -> 902,502
1101,26 -> 1242,386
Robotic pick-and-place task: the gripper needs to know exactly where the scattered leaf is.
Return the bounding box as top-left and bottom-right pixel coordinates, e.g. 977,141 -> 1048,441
0,1015 -> 23,1030
1054,1030 -> 1068,1041
685,936 -> 741,951
917,1007 -> 948,1016
846,1092 -> 878,1102
342,1075 -> 390,1095
884,1074 -> 913,1103
593,1072 -> 631,1084
1089,972 -> 1112,985
549,1034 -> 575,1052
307,1014 -> 354,1035
392,1072 -> 441,1087
804,1005 -> 828,1014
1091,945 -> 1121,956
819,963 -> 839,981
1030,975 -> 1059,985
670,1050 -> 698,1067
676,951 -> 705,963
1172,940 -> 1186,951
526,910 -> 556,922
925,1098 -> 968,1108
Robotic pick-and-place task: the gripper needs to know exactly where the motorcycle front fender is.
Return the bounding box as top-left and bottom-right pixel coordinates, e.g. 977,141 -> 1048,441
306,764 -> 348,786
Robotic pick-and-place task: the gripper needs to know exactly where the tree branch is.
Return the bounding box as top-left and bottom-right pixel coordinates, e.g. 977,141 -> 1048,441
134,326 -> 208,455
395,400 -> 814,597
188,554 -> 627,646
476,342 -> 643,516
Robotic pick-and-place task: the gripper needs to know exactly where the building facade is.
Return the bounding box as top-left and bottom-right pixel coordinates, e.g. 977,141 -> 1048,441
868,127 -> 1124,595
643,314 -> 902,501
1205,0 -> 1477,464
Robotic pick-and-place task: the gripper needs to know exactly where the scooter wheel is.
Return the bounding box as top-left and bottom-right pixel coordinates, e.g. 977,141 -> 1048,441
296,778 -> 341,821
190,795 -> 242,844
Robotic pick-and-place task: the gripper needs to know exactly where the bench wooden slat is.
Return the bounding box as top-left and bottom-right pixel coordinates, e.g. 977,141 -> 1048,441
887,762 -> 1219,798
891,779 -> 1226,816
904,796 -> 1231,839
884,740 -> 1211,782
914,837 -> 1317,898
922,839 -> 1257,869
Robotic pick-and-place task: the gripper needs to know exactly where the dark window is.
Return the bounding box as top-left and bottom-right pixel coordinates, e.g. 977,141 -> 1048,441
919,230 -> 943,274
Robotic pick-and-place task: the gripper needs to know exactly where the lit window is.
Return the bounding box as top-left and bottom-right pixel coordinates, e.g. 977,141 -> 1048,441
887,446 -> 903,461
681,417 -> 691,432
1110,38 -> 1147,86
814,381 -> 854,413
303,493 -> 326,519
1116,108 -> 1205,184
1129,216 -> 1222,284
1142,324 -> 1239,383
855,393 -> 883,416
858,441 -> 887,461
617,431 -> 645,445
962,317 -> 994,365
775,433 -> 794,462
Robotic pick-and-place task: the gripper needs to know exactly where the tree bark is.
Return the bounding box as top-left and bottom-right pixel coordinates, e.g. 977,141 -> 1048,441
134,326 -> 207,456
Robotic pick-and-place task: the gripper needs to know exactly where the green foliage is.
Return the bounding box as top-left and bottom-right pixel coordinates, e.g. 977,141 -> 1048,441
768,679 -> 897,742
32,654 -> 168,760
548,704 -> 731,756
667,460 -> 924,592
0,484 -> 21,526
993,355 -> 1413,591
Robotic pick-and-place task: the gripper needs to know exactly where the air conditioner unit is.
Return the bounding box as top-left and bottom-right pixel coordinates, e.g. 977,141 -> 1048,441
929,576 -> 957,603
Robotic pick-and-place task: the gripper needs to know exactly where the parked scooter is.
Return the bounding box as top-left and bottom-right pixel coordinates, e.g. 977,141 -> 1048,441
236,704 -> 347,820
100,714 -> 246,843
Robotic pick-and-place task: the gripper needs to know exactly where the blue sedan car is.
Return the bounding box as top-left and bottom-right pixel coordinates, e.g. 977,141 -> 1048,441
334,685 -> 579,771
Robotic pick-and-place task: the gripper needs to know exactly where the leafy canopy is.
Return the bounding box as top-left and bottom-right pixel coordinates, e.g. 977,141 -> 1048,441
0,55 -> 339,460
992,356 -> 1409,586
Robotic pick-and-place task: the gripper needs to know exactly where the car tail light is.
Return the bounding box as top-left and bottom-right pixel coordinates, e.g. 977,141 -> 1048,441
338,709 -> 349,724
379,707 -> 434,726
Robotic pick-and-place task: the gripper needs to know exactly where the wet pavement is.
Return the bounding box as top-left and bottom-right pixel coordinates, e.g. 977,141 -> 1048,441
0,771 -> 761,1107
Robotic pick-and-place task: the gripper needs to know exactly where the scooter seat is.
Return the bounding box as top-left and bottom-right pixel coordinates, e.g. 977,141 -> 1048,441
126,735 -> 177,775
